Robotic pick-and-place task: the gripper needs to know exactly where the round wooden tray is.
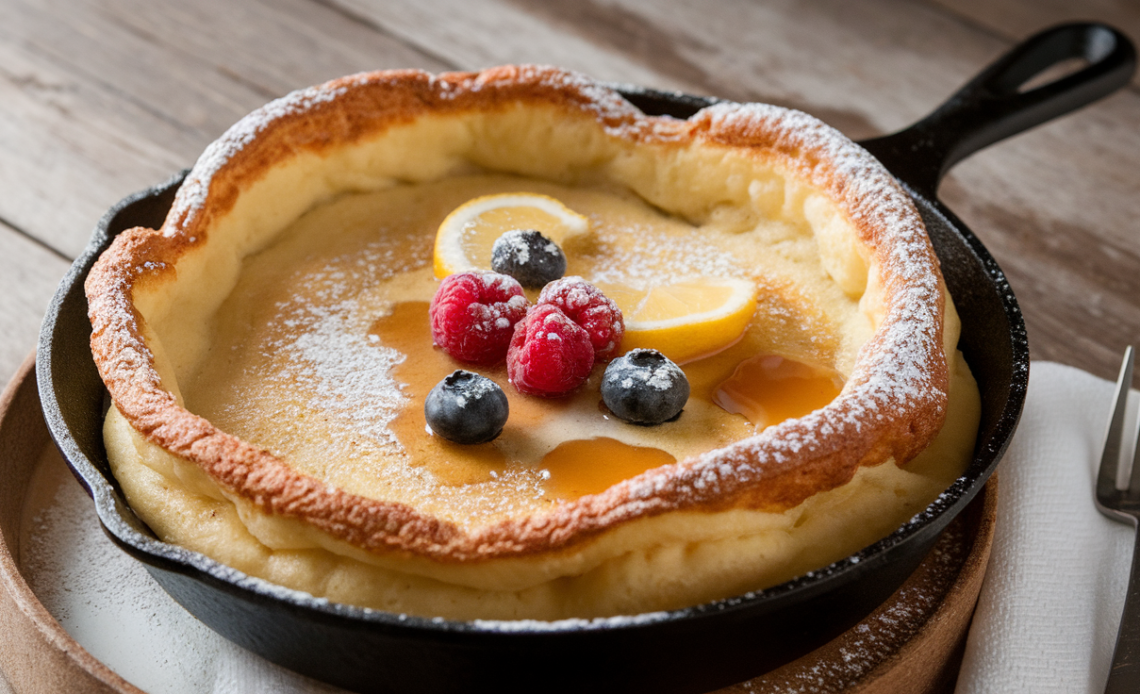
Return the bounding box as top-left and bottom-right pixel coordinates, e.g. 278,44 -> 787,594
0,353 -> 996,693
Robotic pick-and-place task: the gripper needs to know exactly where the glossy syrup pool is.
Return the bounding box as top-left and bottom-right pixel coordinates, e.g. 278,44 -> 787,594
713,355 -> 844,428
371,301 -> 843,500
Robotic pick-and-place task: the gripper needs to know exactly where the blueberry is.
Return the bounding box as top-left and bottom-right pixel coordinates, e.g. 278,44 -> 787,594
424,370 -> 509,444
601,349 -> 690,425
490,229 -> 566,289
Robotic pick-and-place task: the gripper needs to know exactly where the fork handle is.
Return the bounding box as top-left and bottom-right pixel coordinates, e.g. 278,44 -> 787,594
1106,527 -> 1140,692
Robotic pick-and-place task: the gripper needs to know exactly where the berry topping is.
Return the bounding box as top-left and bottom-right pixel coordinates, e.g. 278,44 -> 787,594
601,349 -> 690,425
506,304 -> 595,397
429,271 -> 529,364
538,277 -> 624,361
490,229 -> 567,289
424,370 -> 509,444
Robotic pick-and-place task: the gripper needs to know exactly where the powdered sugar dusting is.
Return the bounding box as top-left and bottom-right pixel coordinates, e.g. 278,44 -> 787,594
610,100 -> 947,508
492,229 -> 539,265
212,298 -> 407,467
193,225 -> 432,484
164,65 -> 682,241
471,293 -> 528,336
168,77 -> 365,232
455,64 -> 675,142
285,298 -> 406,447
586,218 -> 742,287
471,610 -> 671,632
645,364 -> 678,391
606,349 -> 683,393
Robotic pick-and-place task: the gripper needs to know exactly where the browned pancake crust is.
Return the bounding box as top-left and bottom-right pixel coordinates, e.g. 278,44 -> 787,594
85,66 -> 948,563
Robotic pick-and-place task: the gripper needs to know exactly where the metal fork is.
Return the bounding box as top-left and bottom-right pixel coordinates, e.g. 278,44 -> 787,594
1097,346 -> 1140,692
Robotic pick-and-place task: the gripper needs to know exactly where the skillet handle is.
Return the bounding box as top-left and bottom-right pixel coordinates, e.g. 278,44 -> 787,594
858,22 -> 1136,198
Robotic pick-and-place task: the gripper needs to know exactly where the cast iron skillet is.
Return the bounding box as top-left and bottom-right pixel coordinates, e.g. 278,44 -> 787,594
36,22 -> 1135,694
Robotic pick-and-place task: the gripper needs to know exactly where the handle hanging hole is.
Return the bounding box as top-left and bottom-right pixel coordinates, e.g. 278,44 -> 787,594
1018,56 -> 1092,93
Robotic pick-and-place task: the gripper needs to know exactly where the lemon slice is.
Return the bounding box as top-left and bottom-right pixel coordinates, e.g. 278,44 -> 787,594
596,277 -> 758,364
434,193 -> 590,278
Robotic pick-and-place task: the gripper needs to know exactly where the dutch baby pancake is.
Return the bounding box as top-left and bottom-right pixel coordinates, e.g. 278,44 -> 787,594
85,66 -> 980,620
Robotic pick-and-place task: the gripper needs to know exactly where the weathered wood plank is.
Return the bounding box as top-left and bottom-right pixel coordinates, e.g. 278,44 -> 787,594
502,0 -> 986,139
77,0 -> 452,116
0,0 -> 449,258
0,225 -> 71,384
0,37 -> 187,261
929,0 -> 1140,89
319,0 -> 696,93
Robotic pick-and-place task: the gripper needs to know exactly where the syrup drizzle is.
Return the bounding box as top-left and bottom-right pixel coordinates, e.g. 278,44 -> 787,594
712,354 -> 843,428
370,300 -> 842,500
371,302 -> 510,486
539,438 -> 677,499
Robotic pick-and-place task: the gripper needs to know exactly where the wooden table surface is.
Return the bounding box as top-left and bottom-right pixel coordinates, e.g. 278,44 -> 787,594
0,1 -> 1137,691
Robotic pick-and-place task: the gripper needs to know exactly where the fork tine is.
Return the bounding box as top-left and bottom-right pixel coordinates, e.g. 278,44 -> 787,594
1102,346 -> 1135,494
1126,348 -> 1140,494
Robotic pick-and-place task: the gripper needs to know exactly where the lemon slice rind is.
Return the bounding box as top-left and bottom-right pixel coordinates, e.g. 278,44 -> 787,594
600,277 -> 758,364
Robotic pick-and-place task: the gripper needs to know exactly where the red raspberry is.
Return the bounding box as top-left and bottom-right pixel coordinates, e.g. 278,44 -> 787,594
506,304 -> 595,397
537,277 -> 624,361
429,271 -> 529,365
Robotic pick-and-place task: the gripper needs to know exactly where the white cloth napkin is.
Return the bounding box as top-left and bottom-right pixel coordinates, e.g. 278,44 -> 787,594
956,361 -> 1134,693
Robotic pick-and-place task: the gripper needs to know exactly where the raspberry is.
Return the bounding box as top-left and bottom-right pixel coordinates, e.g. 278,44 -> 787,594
537,277 -> 624,360
429,271 -> 529,365
506,304 -> 595,397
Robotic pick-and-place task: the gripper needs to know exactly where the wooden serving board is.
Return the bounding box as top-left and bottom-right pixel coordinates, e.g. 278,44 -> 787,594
0,353 -> 996,694
0,354 -> 140,694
